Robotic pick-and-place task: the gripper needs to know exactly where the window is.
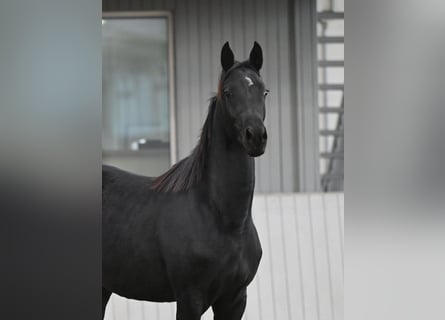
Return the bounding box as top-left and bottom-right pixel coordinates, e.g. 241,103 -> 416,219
102,13 -> 175,177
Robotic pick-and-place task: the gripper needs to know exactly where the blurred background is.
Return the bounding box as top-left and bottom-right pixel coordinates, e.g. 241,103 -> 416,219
102,0 -> 344,319
102,0 -> 344,193
2,0 -> 444,319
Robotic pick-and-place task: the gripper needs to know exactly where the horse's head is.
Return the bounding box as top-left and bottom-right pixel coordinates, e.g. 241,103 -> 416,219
218,42 -> 268,157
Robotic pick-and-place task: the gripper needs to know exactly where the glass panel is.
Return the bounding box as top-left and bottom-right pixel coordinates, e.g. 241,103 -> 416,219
319,113 -> 340,131
318,43 -> 344,61
318,91 -> 343,107
323,20 -> 344,37
317,0 -> 344,13
102,17 -> 171,176
318,66 -> 344,84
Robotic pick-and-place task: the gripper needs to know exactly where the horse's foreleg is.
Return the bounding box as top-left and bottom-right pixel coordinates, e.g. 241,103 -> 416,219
212,288 -> 247,320
176,291 -> 204,320
102,287 -> 112,319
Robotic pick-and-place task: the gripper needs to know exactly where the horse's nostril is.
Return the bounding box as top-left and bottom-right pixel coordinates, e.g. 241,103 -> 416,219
262,130 -> 267,141
245,127 -> 253,141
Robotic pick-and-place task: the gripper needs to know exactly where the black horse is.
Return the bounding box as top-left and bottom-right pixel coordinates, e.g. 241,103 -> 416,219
102,42 -> 268,320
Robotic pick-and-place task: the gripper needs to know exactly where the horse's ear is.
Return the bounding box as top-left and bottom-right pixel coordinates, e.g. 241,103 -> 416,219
249,41 -> 263,71
221,42 -> 235,71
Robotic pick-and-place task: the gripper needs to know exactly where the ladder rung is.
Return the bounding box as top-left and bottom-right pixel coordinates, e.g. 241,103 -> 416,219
318,12 -> 344,20
320,152 -> 344,159
321,173 -> 344,180
318,36 -> 344,44
320,130 -> 343,137
319,107 -> 344,114
318,60 -> 344,67
319,84 -> 344,91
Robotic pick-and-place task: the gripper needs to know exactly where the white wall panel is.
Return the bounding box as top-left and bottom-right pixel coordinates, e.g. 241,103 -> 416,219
104,193 -> 344,320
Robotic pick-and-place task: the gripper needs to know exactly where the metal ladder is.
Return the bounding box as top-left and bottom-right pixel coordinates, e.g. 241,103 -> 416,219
317,10 -> 344,191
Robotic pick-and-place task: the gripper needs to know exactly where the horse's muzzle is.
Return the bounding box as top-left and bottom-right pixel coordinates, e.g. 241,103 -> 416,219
241,121 -> 267,157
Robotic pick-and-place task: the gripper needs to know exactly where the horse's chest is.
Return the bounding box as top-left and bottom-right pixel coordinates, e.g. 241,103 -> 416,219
210,234 -> 261,293
219,248 -> 249,281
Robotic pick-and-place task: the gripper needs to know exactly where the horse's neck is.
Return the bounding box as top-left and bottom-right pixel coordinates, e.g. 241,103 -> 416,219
206,105 -> 255,232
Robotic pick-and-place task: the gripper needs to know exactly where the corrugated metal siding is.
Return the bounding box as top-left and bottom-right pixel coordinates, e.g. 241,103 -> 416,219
103,0 -> 298,193
104,193 -> 344,320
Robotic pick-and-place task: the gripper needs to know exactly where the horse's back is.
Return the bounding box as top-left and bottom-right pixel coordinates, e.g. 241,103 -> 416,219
102,164 -> 118,189
102,165 -> 158,212
102,164 -> 175,301
102,164 -> 153,189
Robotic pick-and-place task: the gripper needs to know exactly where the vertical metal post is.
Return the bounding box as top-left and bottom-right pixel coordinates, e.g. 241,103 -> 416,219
320,20 -> 328,174
294,0 -> 321,192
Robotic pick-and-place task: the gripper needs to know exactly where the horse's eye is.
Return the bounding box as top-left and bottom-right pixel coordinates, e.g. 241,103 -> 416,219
223,90 -> 232,98
264,90 -> 270,97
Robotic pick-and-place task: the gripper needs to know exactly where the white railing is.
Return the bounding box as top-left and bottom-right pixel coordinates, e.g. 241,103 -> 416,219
105,193 -> 344,320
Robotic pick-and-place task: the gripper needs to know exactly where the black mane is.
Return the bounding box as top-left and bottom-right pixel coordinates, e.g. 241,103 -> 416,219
151,97 -> 217,192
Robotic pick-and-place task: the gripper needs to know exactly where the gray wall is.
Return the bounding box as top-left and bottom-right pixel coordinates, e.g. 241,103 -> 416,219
103,0 -> 299,193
